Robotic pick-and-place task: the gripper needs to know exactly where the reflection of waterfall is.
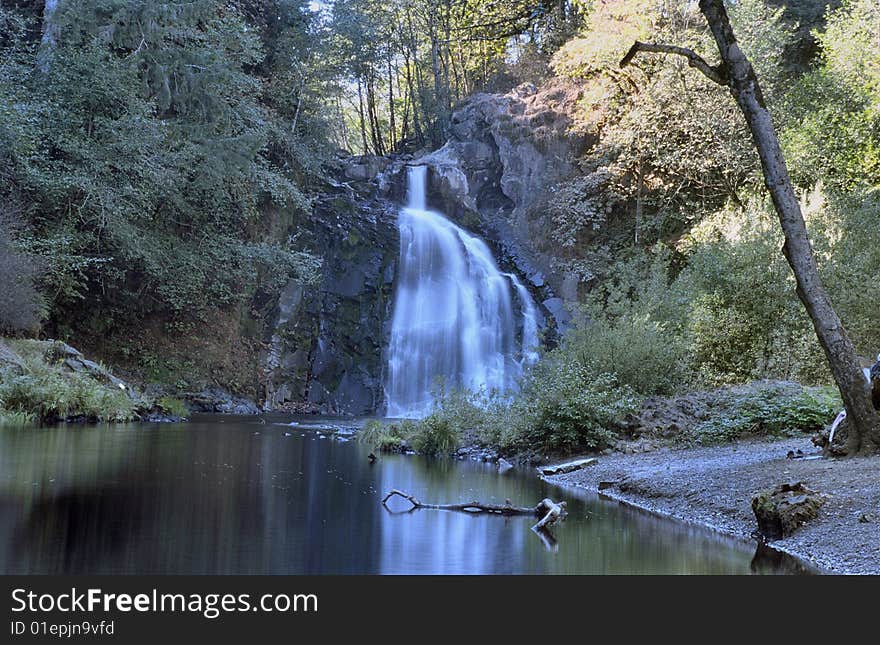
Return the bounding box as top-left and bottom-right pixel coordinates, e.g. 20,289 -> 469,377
384,165 -> 540,418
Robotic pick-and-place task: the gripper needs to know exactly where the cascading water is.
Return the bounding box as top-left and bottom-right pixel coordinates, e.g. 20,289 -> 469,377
384,165 -> 540,418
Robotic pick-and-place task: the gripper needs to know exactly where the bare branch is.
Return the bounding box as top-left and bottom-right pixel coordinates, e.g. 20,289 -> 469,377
620,41 -> 727,86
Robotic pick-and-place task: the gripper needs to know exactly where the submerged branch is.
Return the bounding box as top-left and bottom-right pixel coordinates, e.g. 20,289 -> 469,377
381,488 -> 568,530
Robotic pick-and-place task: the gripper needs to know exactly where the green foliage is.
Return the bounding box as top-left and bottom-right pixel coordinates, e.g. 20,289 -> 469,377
157,396 -> 189,419
686,383 -> 840,445
499,365 -> 641,454
809,188 -> 880,361
418,363 -> 642,457
0,369 -> 136,423
358,418 -> 408,452
407,413 -> 460,456
781,0 -> 880,190
549,0 -> 793,247
0,409 -> 36,428
0,0 -> 326,342
0,339 -> 137,423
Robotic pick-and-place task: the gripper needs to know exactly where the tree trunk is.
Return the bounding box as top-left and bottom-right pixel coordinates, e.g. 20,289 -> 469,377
366,75 -> 384,156
698,0 -> 879,454
38,0 -> 61,72
357,79 -> 370,154
634,157 -> 644,246
387,54 -> 396,152
620,0 -> 880,454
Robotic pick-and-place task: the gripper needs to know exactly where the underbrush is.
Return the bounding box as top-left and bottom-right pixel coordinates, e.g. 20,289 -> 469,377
0,339 -> 137,423
681,382 -> 839,445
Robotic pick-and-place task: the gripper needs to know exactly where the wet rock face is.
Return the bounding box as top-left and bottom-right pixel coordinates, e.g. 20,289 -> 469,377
264,185 -> 398,416
263,84 -> 589,414
417,82 -> 593,310
751,482 -> 826,541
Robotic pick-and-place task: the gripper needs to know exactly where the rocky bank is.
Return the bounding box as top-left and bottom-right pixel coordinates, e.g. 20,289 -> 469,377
545,436 -> 880,574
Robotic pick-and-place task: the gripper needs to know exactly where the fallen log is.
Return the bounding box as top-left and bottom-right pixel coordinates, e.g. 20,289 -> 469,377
381,489 -> 568,531
539,458 -> 597,476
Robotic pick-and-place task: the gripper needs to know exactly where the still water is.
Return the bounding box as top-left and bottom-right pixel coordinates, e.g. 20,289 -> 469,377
0,415 -> 800,574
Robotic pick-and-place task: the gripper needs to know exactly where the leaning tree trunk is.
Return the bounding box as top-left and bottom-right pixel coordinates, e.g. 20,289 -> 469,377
37,0 -> 61,72
621,0 -> 880,454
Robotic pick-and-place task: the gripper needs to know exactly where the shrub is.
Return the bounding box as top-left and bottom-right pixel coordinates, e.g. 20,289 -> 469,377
407,413 -> 460,457
0,408 -> 35,427
563,313 -> 691,396
686,382 -> 839,445
157,396 -> 189,418
502,362 -> 642,455
357,419 -> 408,453
0,340 -> 136,422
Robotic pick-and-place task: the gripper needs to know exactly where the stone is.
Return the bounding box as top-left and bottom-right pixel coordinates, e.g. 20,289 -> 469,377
45,340 -> 83,362
264,192 -> 398,415
62,355 -> 132,394
541,297 -> 571,330
186,388 -> 260,415
343,154 -> 389,182
497,457 -> 514,474
751,482 -> 826,541
0,341 -> 24,374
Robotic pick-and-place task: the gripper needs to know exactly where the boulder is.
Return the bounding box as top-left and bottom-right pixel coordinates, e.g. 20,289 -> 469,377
343,154 -> 390,182
751,481 -> 826,541
0,341 -> 25,374
45,340 -> 83,363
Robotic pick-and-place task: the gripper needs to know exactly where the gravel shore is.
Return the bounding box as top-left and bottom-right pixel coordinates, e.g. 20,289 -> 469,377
544,436 -> 880,574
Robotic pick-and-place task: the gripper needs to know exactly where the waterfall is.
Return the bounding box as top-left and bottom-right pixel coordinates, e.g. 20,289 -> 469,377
384,165 -> 540,418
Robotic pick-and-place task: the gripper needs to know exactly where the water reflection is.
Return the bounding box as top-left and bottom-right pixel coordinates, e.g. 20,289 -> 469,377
0,416 -> 801,574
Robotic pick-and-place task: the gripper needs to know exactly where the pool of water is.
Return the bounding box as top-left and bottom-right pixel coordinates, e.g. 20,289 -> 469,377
0,415 -> 801,574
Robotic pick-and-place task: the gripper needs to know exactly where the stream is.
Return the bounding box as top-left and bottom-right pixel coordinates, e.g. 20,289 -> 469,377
0,415 -> 802,574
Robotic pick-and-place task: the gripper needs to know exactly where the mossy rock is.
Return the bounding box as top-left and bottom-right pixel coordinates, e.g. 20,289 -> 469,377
751,481 -> 825,541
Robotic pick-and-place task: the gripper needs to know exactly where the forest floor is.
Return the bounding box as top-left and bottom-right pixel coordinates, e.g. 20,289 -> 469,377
544,436 -> 880,574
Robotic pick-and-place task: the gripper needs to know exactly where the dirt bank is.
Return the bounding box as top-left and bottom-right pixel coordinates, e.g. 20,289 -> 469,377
544,436 -> 880,574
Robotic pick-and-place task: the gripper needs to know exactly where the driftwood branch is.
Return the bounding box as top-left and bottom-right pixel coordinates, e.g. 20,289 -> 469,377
381,489 -> 567,530
619,41 -> 727,85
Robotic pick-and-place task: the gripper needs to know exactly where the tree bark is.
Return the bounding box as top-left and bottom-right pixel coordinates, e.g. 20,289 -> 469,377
37,0 -> 61,72
387,54 -> 396,152
357,79 -> 370,154
621,0 -> 880,454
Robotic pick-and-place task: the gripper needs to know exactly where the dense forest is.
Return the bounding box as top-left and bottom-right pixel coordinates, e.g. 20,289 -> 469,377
2,0 -> 880,454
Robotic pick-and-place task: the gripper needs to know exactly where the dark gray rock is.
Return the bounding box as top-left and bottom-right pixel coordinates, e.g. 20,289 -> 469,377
186,388 -> 260,415
263,188 -> 398,416
45,340 -> 83,362
343,154 -> 390,182
60,353 -> 133,395
0,341 -> 25,374
541,297 -> 571,331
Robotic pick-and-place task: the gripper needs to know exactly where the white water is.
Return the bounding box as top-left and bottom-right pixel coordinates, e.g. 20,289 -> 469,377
385,166 -> 540,418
